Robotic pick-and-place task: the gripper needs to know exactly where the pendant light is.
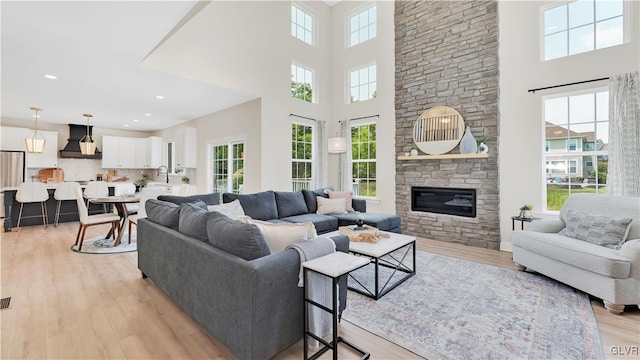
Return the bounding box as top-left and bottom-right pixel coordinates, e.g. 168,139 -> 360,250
25,107 -> 46,153
79,113 -> 96,155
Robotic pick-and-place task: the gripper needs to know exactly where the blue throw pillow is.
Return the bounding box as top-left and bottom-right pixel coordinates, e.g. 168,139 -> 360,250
302,187 -> 333,213
178,201 -> 209,242
145,199 -> 180,230
206,211 -> 271,260
222,191 -> 278,220
275,191 -> 309,218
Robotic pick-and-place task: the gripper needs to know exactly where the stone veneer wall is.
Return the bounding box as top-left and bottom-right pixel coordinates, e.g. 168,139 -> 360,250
395,1 -> 500,249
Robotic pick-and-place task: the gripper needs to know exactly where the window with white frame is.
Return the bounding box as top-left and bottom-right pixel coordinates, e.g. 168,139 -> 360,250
291,5 -> 313,45
351,122 -> 376,197
544,88 -> 608,211
349,5 -> 376,47
349,64 -> 377,103
212,141 -> 244,198
291,123 -> 313,191
543,0 -> 625,61
291,64 -> 313,102
166,141 -> 176,173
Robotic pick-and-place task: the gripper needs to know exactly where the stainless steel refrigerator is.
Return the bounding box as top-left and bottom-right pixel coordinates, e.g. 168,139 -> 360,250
0,151 -> 25,218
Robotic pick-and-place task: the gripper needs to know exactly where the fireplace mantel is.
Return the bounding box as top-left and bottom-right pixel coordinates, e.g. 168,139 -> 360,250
397,153 -> 488,160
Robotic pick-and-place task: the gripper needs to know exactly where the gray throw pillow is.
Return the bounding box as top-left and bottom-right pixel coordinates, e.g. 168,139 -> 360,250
158,193 -> 220,206
222,191 -> 278,220
206,211 -> 271,260
559,210 -> 633,249
145,199 -> 181,230
302,187 -> 333,213
178,201 -> 209,242
275,191 -> 309,218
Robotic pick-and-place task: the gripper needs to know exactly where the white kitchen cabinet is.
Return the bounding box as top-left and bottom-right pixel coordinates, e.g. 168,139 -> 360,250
1,126 -> 29,151
26,130 -> 59,168
134,136 -> 162,168
102,136 -> 136,169
175,127 -> 197,168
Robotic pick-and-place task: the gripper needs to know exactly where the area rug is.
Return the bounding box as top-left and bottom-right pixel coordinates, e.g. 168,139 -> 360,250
342,251 -> 603,360
70,232 -> 137,254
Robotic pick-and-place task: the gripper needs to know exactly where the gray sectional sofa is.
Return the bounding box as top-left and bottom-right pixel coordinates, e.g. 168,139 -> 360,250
223,188 -> 402,233
137,188 -> 400,360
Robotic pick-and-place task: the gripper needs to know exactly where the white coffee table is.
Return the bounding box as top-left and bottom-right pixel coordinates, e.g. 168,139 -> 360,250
325,230 -> 417,300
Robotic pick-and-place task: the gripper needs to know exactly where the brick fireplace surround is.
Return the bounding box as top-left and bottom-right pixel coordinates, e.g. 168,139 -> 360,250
395,1 -> 500,249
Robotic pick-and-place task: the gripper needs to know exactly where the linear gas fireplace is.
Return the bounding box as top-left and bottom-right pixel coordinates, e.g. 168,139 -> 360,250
411,187 -> 476,218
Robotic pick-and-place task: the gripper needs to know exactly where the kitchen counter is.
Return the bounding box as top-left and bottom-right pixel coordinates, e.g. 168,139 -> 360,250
1,181 -> 128,192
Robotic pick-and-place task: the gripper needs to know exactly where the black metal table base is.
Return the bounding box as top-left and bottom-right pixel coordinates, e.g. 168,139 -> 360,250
348,241 -> 416,300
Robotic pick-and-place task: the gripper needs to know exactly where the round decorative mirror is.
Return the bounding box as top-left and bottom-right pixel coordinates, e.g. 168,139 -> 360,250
412,106 -> 465,155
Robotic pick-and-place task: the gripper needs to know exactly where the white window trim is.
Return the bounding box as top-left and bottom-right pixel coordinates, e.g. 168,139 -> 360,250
350,120 -> 377,199
208,138 -> 245,194
347,62 -> 377,104
291,3 -> 315,46
291,121 -> 315,190
347,3 -> 377,48
291,62 -> 316,103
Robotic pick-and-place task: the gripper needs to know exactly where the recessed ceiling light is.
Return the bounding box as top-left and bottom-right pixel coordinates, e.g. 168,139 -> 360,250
44,74 -> 57,79
144,113 -> 151,116
156,95 -> 165,100
123,124 -> 129,127
133,119 -> 140,122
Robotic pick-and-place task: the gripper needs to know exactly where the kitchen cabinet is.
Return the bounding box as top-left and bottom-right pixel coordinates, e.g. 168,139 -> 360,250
26,130 -> 59,168
175,127 -> 197,168
102,136 -> 136,169
134,136 -> 162,168
1,126 -> 29,151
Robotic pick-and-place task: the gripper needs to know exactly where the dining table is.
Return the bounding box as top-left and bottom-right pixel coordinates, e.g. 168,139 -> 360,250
89,195 -> 140,247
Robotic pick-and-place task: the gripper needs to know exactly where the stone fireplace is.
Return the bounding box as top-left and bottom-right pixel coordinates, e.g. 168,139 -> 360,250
395,1 -> 500,249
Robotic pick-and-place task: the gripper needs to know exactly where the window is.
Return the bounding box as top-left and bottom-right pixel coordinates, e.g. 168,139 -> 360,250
349,64 -> 376,103
544,89 -> 608,211
291,5 -> 313,45
349,5 -> 376,47
212,142 -> 244,197
543,0 -> 624,60
166,141 -> 176,173
291,123 -> 313,191
351,122 -> 376,197
291,64 -> 313,102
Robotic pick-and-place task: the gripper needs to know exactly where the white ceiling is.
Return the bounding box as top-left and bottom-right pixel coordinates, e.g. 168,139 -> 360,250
1,1 -> 256,132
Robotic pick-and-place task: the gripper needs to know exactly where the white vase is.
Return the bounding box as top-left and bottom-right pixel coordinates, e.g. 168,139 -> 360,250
410,149 -> 418,156
459,127 -> 477,154
478,142 -> 489,154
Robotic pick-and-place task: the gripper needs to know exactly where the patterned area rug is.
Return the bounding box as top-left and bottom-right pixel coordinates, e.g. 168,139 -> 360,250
70,233 -> 137,254
342,251 -> 603,360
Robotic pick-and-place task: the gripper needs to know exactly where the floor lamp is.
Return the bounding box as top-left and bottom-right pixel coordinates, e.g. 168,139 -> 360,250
328,137 -> 347,191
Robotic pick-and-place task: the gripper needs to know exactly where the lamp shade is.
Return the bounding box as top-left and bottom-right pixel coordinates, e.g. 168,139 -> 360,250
25,133 -> 46,153
328,137 -> 347,154
79,113 -> 96,155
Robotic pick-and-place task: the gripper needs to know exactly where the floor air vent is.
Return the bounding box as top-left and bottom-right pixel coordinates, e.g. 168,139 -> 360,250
1,297 -> 11,310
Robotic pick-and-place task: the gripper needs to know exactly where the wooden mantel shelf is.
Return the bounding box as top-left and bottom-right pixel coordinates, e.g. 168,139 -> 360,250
397,153 -> 489,160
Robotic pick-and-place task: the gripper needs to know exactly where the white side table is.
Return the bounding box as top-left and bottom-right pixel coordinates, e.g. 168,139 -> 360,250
303,252 -> 371,360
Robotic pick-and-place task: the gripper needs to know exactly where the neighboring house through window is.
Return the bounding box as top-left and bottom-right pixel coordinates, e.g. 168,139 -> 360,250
291,63 -> 313,102
543,0 -> 625,60
291,123 -> 313,191
351,122 -> 376,197
212,141 -> 244,198
349,5 -> 376,47
543,88 -> 608,211
291,4 -> 313,45
349,64 -> 377,103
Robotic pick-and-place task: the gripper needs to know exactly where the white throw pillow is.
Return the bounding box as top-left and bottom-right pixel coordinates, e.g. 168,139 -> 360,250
238,217 -> 318,253
316,196 -> 347,215
207,199 -> 246,220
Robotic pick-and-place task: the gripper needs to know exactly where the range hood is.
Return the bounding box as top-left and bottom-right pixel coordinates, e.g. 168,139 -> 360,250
59,124 -> 102,159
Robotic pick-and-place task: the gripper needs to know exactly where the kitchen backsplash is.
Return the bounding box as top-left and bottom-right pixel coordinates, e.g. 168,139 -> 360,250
27,159 -> 155,183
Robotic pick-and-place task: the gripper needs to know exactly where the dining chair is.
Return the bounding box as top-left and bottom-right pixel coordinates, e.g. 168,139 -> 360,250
83,181 -> 109,214
74,187 -> 121,251
114,182 -> 138,215
15,182 -> 50,229
127,187 -> 164,241
53,182 -> 81,227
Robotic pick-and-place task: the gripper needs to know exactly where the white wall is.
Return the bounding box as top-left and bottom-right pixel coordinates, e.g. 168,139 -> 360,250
329,1 -> 396,214
498,0 -> 640,250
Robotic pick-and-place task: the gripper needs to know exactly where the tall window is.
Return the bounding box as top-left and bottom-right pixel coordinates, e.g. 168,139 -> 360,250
212,142 -> 244,197
349,64 -> 376,103
349,5 -> 376,47
166,141 -> 176,173
543,0 -> 624,60
544,89 -> 608,211
291,64 -> 313,102
292,123 -> 313,191
351,123 -> 376,197
291,5 -> 313,45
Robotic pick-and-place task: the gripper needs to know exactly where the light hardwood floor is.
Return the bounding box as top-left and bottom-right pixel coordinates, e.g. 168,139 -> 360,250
2,223 -> 638,359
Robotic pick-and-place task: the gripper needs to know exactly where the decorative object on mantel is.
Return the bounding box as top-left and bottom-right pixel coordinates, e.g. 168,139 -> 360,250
410,145 -> 419,156
338,225 -> 390,243
412,106 -> 465,155
475,136 -> 489,154
459,126 -> 478,154
79,113 -> 97,156
518,204 -> 533,218
25,107 -> 46,153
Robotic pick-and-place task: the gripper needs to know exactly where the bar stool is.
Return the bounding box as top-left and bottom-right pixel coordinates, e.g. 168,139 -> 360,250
83,181 -> 109,214
15,182 -> 50,229
53,182 -> 81,227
